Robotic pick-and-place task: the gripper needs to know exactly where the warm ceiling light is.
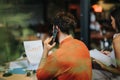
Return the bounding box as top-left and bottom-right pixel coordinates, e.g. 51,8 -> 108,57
92,4 -> 103,12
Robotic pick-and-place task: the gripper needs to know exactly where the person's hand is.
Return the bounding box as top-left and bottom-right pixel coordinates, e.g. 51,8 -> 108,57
38,36 -> 56,69
43,36 -> 56,52
100,50 -> 111,57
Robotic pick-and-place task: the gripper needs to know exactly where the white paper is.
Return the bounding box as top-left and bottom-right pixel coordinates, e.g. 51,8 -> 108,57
23,40 -> 43,68
89,49 -> 112,66
9,60 -> 29,69
9,60 -> 39,70
26,64 -> 39,70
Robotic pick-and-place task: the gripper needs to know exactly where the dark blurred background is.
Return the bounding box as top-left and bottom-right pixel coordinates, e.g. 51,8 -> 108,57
0,0 -> 120,64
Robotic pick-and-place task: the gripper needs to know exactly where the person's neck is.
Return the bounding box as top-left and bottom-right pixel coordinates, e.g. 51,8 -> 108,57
59,33 -> 70,43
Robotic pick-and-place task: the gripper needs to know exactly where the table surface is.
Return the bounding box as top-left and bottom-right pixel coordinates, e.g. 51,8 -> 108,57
0,73 -> 37,80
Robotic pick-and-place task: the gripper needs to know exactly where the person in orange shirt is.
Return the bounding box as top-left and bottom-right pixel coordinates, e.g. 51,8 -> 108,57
36,11 -> 92,80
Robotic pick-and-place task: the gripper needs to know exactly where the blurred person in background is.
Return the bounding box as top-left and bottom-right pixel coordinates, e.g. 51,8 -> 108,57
92,7 -> 120,80
36,11 -> 92,80
90,7 -> 101,31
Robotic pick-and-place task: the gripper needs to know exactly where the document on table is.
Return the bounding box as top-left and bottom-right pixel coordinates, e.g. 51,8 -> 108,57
89,49 -> 112,66
9,60 -> 29,69
23,40 -> 43,70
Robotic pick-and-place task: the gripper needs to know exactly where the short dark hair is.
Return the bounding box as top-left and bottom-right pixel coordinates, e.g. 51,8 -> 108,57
52,11 -> 77,34
111,7 -> 120,32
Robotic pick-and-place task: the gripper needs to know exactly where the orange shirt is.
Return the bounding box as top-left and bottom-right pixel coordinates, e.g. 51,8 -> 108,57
36,36 -> 92,80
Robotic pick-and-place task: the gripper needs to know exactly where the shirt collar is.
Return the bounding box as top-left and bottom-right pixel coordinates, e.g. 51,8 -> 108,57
60,35 -> 73,46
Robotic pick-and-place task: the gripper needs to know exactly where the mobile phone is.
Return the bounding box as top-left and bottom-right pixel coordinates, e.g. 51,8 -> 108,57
49,27 -> 58,45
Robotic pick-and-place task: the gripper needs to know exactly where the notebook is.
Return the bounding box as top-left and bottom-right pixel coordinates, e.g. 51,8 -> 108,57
90,49 -> 113,66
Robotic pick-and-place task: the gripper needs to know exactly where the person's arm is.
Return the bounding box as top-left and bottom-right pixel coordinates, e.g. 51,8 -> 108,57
38,36 -> 56,69
36,36 -> 57,80
94,59 -> 120,75
113,35 -> 120,70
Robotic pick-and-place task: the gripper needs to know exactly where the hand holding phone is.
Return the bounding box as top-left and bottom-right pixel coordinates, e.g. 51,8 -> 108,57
49,27 -> 58,45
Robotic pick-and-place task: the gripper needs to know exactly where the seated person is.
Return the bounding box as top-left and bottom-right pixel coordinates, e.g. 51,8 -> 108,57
36,11 -> 92,80
92,7 -> 120,80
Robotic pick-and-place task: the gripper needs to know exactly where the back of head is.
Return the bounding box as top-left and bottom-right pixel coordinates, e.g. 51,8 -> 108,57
52,11 -> 77,34
111,7 -> 120,32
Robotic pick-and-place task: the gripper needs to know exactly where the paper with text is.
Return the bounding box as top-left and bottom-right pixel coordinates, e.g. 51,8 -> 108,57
23,40 -> 43,67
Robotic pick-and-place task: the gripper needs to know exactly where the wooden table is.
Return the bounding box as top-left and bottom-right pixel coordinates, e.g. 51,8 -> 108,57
0,73 -> 37,80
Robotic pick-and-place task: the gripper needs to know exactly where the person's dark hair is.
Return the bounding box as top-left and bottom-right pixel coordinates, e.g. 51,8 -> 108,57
52,11 -> 77,34
111,7 -> 120,32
